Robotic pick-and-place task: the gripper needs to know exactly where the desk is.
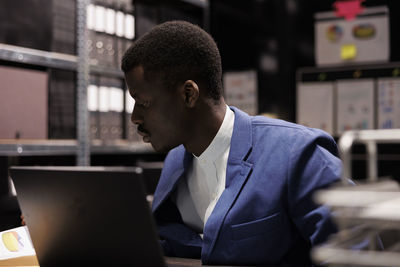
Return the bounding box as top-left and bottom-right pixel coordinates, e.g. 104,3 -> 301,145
0,255 -> 240,267
166,257 -> 235,267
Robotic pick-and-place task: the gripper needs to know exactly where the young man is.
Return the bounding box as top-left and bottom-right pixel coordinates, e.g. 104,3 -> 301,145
121,21 -> 341,266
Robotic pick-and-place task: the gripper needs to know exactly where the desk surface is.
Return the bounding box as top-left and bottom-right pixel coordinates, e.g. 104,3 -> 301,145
0,255 -> 240,267
167,257 -> 222,267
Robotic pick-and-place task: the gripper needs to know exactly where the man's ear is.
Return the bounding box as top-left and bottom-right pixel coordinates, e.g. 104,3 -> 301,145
181,80 -> 199,108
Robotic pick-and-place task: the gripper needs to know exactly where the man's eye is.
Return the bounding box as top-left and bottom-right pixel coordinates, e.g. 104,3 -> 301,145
136,101 -> 149,108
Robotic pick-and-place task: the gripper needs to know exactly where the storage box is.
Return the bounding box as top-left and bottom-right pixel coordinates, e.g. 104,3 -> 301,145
315,6 -> 389,66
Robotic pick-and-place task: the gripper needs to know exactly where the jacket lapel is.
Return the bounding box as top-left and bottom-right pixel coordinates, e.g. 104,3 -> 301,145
152,147 -> 192,213
201,107 -> 254,263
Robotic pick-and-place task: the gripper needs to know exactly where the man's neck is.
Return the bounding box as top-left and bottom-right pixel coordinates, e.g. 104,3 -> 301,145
184,100 -> 227,157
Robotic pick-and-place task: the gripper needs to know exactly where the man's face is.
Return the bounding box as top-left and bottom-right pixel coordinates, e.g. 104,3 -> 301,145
124,66 -> 187,153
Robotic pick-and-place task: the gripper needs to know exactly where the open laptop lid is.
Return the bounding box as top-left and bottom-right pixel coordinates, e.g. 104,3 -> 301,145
9,166 -> 165,267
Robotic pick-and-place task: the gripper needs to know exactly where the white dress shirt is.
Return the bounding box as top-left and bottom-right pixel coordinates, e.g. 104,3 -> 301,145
174,106 -> 235,233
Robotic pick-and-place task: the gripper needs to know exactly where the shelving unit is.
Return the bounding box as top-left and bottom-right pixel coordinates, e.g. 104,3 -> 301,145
0,0 -> 209,230
0,6 -> 146,159
0,0 -> 154,214
0,40 -> 154,177
296,63 -> 400,182
0,0 -> 211,159
297,62 -> 400,84
0,140 -> 153,157
296,62 -> 400,136
0,44 -> 125,78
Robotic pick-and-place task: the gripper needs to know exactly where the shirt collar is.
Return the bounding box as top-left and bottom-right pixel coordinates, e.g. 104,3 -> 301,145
195,105 -> 235,164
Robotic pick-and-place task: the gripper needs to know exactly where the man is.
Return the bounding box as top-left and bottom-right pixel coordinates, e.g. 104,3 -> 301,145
121,21 -> 341,266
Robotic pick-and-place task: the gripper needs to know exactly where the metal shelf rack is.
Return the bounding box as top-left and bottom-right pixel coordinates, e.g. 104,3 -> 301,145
0,43 -> 124,78
0,2 -> 147,161
0,140 -> 153,157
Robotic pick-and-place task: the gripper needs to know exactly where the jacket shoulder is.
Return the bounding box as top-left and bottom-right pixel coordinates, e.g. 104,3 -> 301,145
249,115 -> 338,156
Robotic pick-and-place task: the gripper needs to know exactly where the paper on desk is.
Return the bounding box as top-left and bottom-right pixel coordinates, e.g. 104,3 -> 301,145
0,226 -> 36,260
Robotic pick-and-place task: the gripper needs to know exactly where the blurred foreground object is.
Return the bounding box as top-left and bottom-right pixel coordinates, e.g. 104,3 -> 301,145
313,129 -> 400,267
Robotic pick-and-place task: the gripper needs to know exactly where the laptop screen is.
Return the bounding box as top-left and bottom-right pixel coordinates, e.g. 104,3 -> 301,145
10,166 -> 165,267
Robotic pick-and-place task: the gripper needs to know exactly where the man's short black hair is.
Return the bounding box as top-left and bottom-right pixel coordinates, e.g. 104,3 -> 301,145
121,20 -> 222,100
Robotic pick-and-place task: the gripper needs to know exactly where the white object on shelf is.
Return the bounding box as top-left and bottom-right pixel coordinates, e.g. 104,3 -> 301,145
297,82 -> 334,134
105,8 -> 116,35
109,87 -> 124,113
86,4 -> 96,30
98,86 -> 110,112
125,90 -> 135,114
377,78 -> 400,129
116,11 -> 125,37
125,14 -> 135,39
87,85 -> 99,112
336,79 -> 375,135
94,5 -> 105,32
223,70 -> 258,116
315,6 -> 389,66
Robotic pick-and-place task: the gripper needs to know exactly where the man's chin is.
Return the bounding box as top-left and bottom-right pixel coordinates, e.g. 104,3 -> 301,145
150,142 -> 179,153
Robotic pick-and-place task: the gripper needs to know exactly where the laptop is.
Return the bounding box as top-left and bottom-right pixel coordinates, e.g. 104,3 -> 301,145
9,166 -> 166,267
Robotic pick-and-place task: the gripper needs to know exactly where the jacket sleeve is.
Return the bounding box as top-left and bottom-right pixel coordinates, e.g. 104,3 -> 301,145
157,222 -> 203,258
153,194 -> 203,258
152,147 -> 203,258
287,131 -> 342,246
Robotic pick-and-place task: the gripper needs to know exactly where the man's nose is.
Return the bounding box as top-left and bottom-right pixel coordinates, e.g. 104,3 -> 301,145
131,107 -> 143,125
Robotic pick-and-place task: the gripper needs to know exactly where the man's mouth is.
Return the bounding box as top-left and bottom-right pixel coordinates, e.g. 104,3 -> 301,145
137,126 -> 151,143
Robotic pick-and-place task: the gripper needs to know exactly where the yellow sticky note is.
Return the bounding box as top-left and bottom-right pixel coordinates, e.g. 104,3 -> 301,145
2,231 -> 21,252
341,44 -> 357,60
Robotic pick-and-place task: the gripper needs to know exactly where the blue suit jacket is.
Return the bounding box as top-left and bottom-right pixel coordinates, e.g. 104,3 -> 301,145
152,107 -> 341,266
